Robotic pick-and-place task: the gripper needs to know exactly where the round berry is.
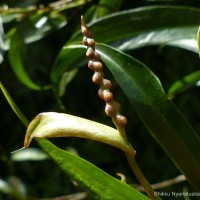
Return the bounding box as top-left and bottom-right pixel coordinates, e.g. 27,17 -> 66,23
92,72 -> 102,85
87,38 -> 95,46
93,61 -> 103,71
98,89 -> 104,100
88,60 -> 94,70
105,104 -> 115,117
103,91 -> 113,103
116,114 -> 127,127
103,79 -> 112,90
86,47 -> 95,59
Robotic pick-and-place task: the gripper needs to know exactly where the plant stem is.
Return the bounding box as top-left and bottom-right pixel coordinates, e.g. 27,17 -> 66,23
126,153 -> 161,200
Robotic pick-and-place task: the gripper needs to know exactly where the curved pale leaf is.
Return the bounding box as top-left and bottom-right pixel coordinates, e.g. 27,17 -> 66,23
57,43 -> 200,191
69,6 -> 200,52
24,112 -> 134,156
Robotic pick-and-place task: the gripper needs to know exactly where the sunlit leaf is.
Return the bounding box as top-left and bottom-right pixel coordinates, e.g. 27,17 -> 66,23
24,112 -> 134,156
36,138 -> 149,200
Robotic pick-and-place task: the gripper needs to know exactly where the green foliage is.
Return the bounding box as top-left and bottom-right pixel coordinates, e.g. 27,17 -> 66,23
1,0 -> 200,200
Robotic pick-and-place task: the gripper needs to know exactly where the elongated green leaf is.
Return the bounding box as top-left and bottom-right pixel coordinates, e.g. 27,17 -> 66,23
51,44 -> 85,84
0,82 -> 29,126
197,26 -> 200,55
168,70 -> 200,99
69,6 -> 200,52
91,0 -> 122,20
0,82 -> 148,200
8,32 -> 51,90
37,138 -> 149,200
57,43 -> 200,191
96,44 -> 200,191
8,32 -> 41,90
51,6 -> 200,86
0,16 -> 4,64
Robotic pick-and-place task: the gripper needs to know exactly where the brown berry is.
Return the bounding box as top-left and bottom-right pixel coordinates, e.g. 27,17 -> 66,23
116,114 -> 127,127
103,91 -> 113,103
82,36 -> 88,46
98,89 -> 104,100
105,104 -> 115,117
88,60 -> 94,70
87,38 -> 95,46
86,47 -> 95,59
93,61 -> 103,71
92,72 -> 102,85
94,52 -> 100,60
103,79 -> 112,90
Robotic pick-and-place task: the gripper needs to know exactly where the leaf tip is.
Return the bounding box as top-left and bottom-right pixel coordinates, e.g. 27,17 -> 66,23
11,147 -> 26,154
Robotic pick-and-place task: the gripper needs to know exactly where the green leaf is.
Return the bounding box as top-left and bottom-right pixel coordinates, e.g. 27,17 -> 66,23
4,11 -> 67,48
0,16 -> 4,64
24,112 -> 134,156
37,138 -> 149,200
91,0 -> 123,20
0,82 -> 29,127
57,43 -> 200,191
57,69 -> 78,97
51,44 -> 86,84
8,32 -> 50,90
197,26 -> 200,55
69,6 -> 200,52
96,44 -> 200,191
168,70 -> 200,99
52,6 -> 200,87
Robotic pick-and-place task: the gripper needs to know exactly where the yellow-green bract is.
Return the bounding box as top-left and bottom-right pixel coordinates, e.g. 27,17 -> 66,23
24,112 -> 135,156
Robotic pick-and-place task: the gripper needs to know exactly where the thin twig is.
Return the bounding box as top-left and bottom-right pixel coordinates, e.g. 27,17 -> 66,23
134,175 -> 186,191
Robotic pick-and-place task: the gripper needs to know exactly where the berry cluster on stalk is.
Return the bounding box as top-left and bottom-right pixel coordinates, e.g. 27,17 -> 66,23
81,16 -> 127,129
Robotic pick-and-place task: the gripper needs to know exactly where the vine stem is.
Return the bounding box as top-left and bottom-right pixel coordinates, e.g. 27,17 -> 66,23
126,152 -> 161,200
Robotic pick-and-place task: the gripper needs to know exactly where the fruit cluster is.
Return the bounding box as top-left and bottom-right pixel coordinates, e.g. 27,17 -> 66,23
81,16 -> 127,128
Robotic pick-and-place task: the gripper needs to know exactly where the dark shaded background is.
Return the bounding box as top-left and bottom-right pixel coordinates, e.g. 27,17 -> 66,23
0,0 -> 200,199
